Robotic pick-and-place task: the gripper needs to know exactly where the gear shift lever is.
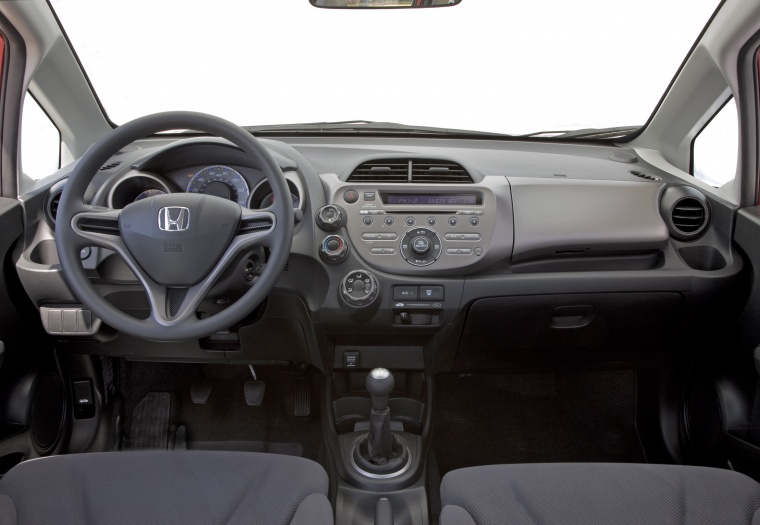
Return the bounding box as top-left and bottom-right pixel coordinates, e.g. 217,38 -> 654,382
366,368 -> 394,461
352,368 -> 410,477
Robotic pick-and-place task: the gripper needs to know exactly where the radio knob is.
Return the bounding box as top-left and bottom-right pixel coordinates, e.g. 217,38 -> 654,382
320,235 -> 349,263
316,205 -> 345,231
410,236 -> 431,255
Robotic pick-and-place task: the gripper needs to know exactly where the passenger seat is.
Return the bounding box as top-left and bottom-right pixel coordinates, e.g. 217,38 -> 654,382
440,463 -> 760,524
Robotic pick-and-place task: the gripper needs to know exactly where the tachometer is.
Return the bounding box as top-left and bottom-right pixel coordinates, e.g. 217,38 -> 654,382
186,165 -> 249,206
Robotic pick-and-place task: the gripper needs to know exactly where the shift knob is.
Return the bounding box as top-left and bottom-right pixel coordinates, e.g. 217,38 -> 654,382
366,368 -> 394,412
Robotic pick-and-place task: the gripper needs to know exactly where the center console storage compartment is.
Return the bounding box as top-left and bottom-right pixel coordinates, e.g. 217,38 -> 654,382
455,292 -> 684,368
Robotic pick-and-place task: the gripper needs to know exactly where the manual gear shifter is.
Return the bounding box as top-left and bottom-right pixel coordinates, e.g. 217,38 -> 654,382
366,368 -> 394,461
352,368 -> 410,476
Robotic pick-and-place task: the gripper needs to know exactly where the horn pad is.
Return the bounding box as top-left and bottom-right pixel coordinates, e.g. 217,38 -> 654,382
119,193 -> 241,286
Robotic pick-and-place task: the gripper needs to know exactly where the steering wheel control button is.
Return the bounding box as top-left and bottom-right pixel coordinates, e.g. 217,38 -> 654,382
79,247 -> 92,260
448,217 -> 458,227
470,217 -> 480,227
343,189 -> 359,204
363,217 -> 373,227
427,217 -> 437,227
340,270 -> 379,307
393,286 -> 418,301
316,205 -> 345,231
400,228 -> 442,266
405,217 -> 416,226
320,235 -> 349,263
370,248 -> 396,255
363,192 -> 376,201
419,286 -> 444,301
384,216 -> 395,227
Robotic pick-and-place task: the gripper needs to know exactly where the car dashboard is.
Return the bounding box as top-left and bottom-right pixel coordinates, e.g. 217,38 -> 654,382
13,134 -> 743,372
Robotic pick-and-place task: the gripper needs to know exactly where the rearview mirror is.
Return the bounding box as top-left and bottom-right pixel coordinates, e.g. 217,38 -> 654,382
310,0 -> 461,8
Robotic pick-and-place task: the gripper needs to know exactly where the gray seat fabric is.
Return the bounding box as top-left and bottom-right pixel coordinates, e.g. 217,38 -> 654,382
0,450 -> 332,525
440,463 -> 760,525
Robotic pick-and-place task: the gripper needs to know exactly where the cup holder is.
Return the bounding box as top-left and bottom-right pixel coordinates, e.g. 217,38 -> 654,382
29,240 -> 60,266
678,246 -> 726,271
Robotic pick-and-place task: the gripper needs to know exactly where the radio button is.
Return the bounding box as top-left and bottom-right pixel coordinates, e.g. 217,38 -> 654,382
469,217 -> 480,227
446,248 -> 473,255
363,217 -> 373,226
427,217 -> 437,226
448,217 -> 458,227
384,217 -> 395,226
405,217 -> 416,226
370,248 -> 397,255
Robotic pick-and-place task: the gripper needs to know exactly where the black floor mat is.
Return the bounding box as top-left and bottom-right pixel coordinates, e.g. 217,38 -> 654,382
124,392 -> 170,450
432,370 -> 645,477
120,361 -> 324,462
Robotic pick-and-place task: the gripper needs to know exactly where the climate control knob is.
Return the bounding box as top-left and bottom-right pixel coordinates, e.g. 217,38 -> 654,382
316,205 -> 345,231
320,235 -> 349,263
340,270 -> 378,307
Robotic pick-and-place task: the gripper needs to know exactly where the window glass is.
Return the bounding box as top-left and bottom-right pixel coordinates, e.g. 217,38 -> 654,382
21,92 -> 60,179
693,98 -> 738,187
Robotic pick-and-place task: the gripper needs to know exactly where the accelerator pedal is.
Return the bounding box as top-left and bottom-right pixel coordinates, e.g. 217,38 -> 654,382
244,365 -> 265,406
191,380 -> 213,405
294,377 -> 311,417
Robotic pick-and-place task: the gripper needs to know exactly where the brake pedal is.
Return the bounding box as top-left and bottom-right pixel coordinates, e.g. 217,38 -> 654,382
191,380 -> 213,404
293,377 -> 311,417
244,365 -> 265,406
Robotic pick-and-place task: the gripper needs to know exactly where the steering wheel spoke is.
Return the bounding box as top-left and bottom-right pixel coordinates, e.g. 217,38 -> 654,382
71,208 -> 124,251
237,209 -> 277,248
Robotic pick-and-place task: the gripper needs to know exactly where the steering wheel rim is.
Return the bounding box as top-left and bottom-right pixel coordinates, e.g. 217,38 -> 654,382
55,111 -> 294,342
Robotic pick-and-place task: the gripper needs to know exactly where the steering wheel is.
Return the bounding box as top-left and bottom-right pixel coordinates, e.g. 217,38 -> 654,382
55,112 -> 294,342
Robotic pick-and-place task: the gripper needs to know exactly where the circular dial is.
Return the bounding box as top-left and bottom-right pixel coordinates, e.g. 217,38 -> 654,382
259,192 -> 299,209
186,165 -> 249,206
400,228 -> 442,266
133,188 -> 167,202
320,235 -> 349,263
316,205 -> 345,231
340,270 -> 378,307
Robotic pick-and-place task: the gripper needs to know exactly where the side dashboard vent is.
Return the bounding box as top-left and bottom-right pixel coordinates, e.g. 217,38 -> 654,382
348,159 -> 473,183
672,198 -> 707,235
412,160 -> 472,183
348,160 -> 409,182
660,186 -> 710,241
44,182 -> 67,231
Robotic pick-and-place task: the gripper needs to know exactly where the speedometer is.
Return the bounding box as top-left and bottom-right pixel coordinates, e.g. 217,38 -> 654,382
186,165 -> 249,206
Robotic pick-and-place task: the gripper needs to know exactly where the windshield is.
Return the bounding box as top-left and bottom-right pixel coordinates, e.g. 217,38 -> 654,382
51,0 -> 719,136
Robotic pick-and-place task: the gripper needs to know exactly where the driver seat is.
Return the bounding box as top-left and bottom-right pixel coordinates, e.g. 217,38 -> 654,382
0,450 -> 333,525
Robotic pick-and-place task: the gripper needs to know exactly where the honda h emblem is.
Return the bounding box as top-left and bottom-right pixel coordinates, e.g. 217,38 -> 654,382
158,207 -> 190,231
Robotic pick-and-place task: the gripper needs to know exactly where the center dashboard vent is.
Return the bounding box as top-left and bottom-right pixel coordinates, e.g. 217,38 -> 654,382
348,159 -> 472,183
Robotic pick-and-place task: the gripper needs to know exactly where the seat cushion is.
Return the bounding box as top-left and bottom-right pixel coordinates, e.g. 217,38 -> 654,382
0,451 -> 332,525
440,463 -> 760,525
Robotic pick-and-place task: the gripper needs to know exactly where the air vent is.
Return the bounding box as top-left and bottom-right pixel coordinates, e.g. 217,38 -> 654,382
348,159 -> 472,183
99,161 -> 123,171
48,191 -> 61,224
629,170 -> 662,182
348,160 -> 409,182
412,160 -> 472,183
671,198 -> 707,235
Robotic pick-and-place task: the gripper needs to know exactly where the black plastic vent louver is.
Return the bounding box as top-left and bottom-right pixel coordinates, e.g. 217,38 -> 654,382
412,160 -> 472,183
671,198 -> 707,234
348,159 -> 472,183
629,170 -> 662,182
348,160 -> 409,182
99,161 -> 123,171
47,190 -> 62,227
